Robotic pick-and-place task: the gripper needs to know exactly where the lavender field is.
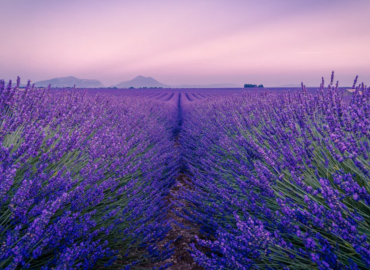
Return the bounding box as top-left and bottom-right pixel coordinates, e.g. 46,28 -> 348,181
1,74 -> 370,270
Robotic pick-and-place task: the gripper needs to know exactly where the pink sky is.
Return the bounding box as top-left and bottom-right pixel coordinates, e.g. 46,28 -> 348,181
1,0 -> 369,87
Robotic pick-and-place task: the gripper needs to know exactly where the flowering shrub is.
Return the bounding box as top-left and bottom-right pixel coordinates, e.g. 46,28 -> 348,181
180,74 -> 370,269
0,79 -> 178,269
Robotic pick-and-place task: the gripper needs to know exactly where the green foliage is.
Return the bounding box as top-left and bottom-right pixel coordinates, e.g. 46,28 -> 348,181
244,84 -> 257,88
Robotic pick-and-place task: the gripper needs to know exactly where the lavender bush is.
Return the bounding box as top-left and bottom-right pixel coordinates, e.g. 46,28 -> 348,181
0,78 -> 178,269
179,74 -> 370,269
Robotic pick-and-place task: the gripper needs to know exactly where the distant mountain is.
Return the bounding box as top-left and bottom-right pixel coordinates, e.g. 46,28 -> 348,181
114,76 -> 242,88
34,76 -> 104,88
115,76 -> 169,88
31,75 -> 242,89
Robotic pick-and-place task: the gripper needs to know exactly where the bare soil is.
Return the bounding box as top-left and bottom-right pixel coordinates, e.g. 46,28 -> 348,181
161,174 -> 203,270
142,173 -> 204,270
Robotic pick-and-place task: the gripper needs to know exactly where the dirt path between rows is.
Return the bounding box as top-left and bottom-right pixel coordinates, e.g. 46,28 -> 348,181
113,93 -> 204,270
153,173 -> 203,270
149,93 -> 203,270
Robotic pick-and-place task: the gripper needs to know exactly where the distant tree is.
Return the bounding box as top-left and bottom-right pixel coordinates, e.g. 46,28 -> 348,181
258,84 -> 264,88
244,84 -> 257,88
129,86 -> 135,89
143,87 -> 147,89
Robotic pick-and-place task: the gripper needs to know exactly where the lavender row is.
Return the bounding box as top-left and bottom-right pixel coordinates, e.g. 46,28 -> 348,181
179,75 -> 370,269
0,79 -> 178,269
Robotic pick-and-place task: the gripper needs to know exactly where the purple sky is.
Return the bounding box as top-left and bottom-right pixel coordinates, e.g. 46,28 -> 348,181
1,0 -> 369,87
